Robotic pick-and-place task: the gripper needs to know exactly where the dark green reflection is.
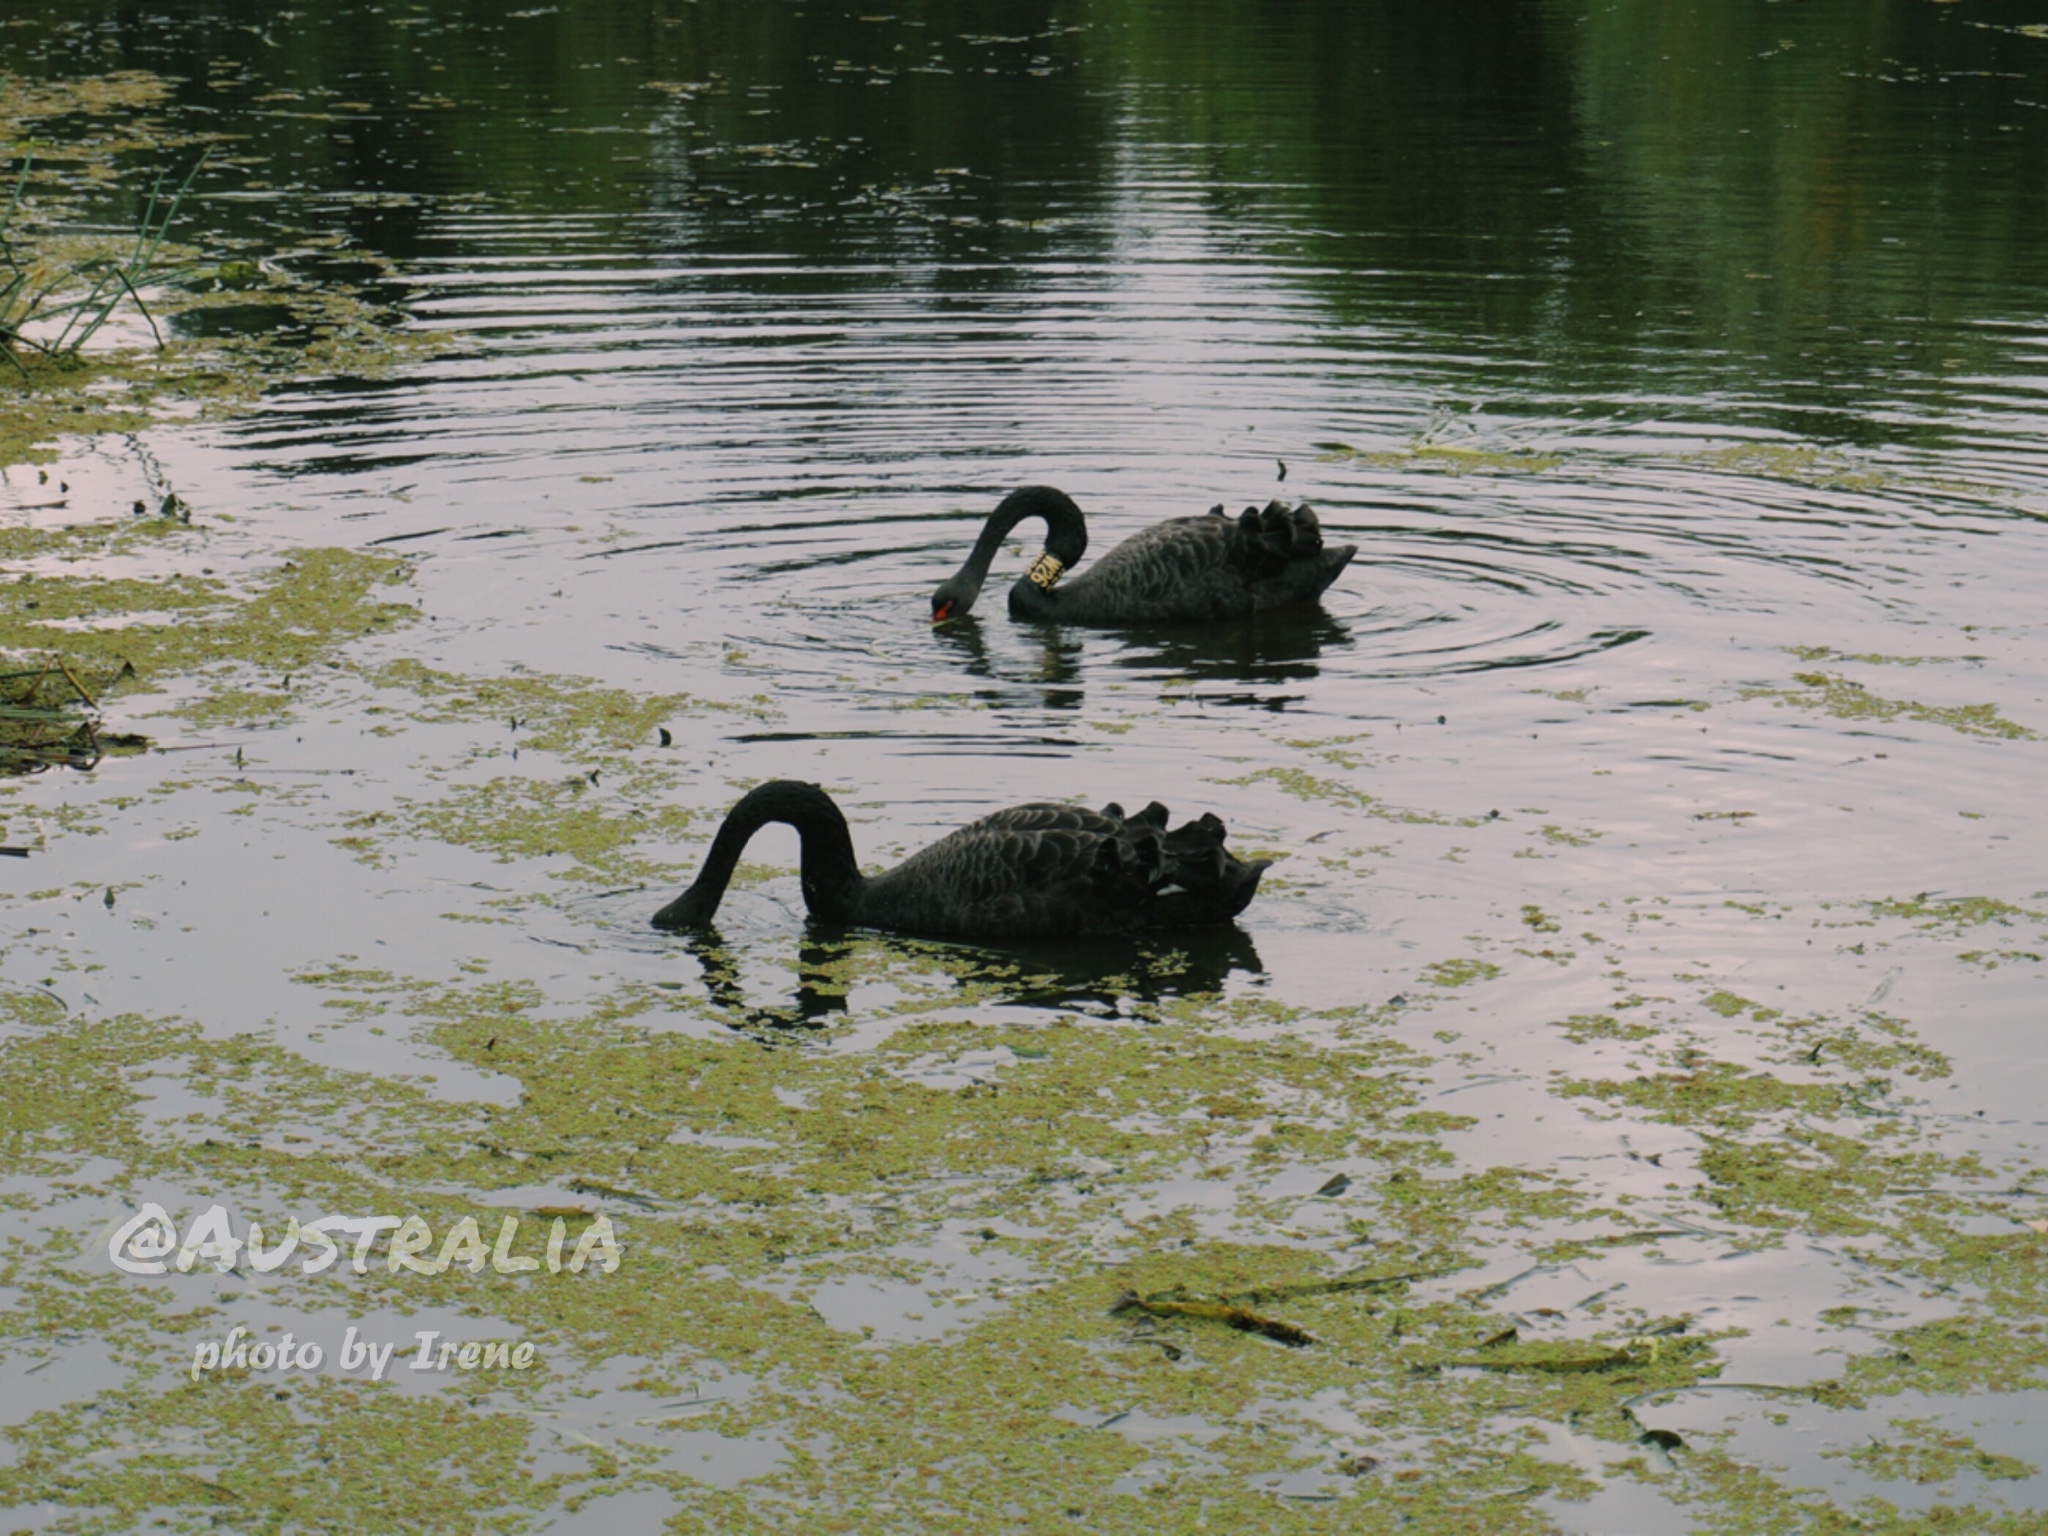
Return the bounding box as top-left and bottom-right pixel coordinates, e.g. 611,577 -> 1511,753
7,0 -> 2045,402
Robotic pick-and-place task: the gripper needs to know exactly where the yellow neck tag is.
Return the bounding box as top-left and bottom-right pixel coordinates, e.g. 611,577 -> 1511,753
1026,552 -> 1065,590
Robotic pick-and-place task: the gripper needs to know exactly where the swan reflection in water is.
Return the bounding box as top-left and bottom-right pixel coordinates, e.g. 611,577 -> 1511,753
932,601 -> 1349,703
1113,606 -> 1350,685
928,608 -> 1085,698
677,922 -> 1266,1037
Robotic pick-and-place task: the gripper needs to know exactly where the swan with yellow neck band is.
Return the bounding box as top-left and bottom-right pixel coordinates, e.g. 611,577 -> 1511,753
930,485 -> 1354,626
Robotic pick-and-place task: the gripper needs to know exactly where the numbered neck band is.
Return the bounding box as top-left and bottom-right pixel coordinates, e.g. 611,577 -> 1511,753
1026,552 -> 1066,590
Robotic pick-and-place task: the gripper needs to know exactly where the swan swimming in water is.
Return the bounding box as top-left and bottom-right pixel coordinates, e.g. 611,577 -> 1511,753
652,780 -> 1269,941
930,485 -> 1355,625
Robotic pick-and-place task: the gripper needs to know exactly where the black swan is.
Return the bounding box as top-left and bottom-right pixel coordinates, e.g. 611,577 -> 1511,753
930,485 -> 1356,625
651,780 -> 1269,940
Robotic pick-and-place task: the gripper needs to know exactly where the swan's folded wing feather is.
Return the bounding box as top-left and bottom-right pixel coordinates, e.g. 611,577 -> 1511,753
858,800 -> 1266,937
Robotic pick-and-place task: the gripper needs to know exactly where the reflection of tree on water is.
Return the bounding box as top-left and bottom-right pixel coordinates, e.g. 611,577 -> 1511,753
678,921 -> 1264,1035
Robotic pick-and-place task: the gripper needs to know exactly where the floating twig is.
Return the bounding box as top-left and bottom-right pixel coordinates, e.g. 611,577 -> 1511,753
1111,1289 -> 1316,1347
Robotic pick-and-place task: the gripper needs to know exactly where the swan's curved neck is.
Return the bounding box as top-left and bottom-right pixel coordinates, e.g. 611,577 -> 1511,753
652,781 -> 862,929
945,486 -> 1088,613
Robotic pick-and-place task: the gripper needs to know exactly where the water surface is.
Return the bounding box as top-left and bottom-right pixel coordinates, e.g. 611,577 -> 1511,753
3,2 -> 2047,1530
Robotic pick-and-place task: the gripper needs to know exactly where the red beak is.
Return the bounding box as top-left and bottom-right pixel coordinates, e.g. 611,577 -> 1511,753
932,602 -> 953,623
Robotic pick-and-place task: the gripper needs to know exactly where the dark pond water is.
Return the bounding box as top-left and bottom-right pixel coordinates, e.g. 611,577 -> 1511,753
3,2 -> 2047,1530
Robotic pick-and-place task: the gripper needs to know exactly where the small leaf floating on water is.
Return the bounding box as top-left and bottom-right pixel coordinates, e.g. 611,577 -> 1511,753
1478,1325 -> 1519,1349
103,887 -> 115,909
658,726 -> 673,746
1336,1453 -> 1380,1477
1276,458 -> 1287,481
1639,1428 -> 1685,1452
1314,1172 -> 1351,1197
1,846 -> 30,858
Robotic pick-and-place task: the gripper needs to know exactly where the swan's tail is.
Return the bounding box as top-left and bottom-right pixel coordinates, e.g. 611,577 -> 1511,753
1091,801 -> 1268,926
1231,500 -> 1329,579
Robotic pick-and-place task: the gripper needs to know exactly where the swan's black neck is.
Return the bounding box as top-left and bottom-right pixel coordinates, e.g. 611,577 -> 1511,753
939,486 -> 1088,617
651,781 -> 863,930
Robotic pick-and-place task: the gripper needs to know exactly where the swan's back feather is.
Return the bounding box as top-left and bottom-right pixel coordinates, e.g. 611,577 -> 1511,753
853,800 -> 1267,939
1022,500 -> 1355,624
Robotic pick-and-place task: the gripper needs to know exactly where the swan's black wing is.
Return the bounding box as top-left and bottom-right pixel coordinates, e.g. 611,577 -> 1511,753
852,801 -> 1268,939
1039,502 -> 1354,624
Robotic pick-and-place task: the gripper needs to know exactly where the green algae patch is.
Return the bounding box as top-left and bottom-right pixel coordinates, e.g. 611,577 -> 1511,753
1315,439 -> 1563,475
0,983 -> 67,1029
1866,895 -> 2047,972
1690,441 -> 1894,492
1553,1010 -> 1658,1044
1564,1060 -> 1866,1136
157,962 -> 1716,1526
0,70 -> 177,140
1828,1319 -> 2048,1405
1743,671 -> 2038,741
0,524 -> 415,726
330,663 -> 781,883
1422,957 -> 1501,988
387,772 -> 701,883
1703,989 -> 1774,1020
1214,764 -> 1465,825
1871,894 -> 2038,931
1789,1014 -> 1951,1082
5,891 -> 2043,1532
370,659 -> 764,754
1787,644 -> 1962,668
0,354 -> 159,468
1830,1418 -> 2035,1485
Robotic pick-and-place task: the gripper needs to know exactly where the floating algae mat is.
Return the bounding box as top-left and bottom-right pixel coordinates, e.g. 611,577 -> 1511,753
4,0 -> 2048,1531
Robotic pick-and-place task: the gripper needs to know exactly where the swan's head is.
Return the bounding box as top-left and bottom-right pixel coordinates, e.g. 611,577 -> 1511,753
931,571 -> 981,623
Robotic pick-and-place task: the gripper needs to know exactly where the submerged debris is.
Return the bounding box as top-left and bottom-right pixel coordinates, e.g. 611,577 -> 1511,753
0,657 -> 111,774
1111,1288 -> 1317,1347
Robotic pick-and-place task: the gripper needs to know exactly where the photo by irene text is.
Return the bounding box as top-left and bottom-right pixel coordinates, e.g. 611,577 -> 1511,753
190,1325 -> 543,1383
